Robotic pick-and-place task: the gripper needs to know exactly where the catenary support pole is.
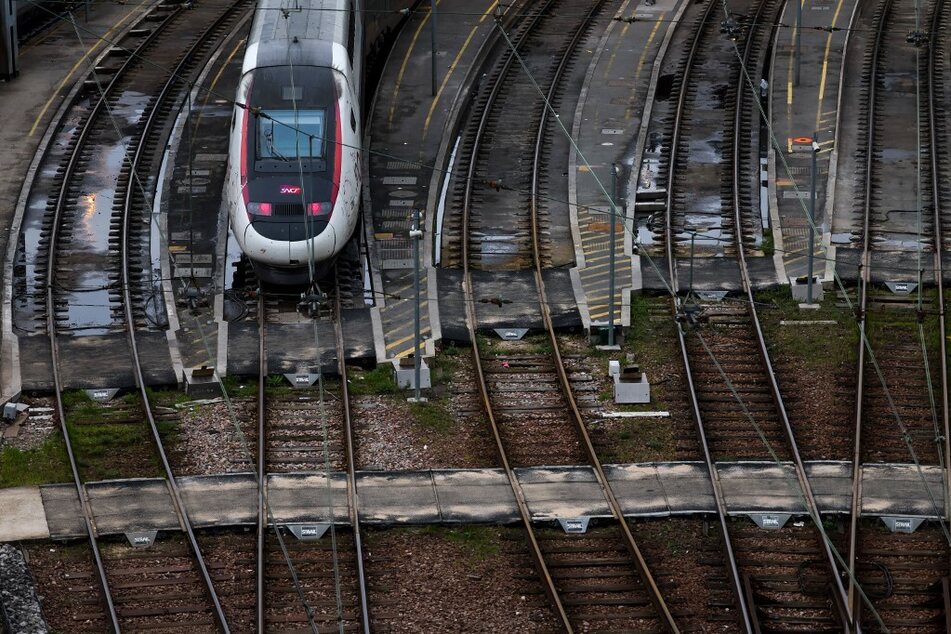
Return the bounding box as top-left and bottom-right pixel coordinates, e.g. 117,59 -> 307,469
807,133 -> 818,304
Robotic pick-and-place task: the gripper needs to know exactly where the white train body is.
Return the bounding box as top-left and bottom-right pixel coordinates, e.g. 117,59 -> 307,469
226,0 -> 365,283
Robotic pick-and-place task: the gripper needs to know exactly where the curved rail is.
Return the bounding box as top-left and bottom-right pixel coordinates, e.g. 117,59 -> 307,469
729,1 -> 852,627
118,2 -> 256,630
845,0 -> 893,620
43,4 -> 183,630
847,0 -> 951,624
925,0 -> 951,524
528,2 -> 678,631
660,0 -> 751,628
459,0 -> 573,629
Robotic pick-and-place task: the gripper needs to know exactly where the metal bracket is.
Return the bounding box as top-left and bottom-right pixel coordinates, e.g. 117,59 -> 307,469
748,513 -> 791,529
885,281 -> 917,295
881,517 -> 924,533
284,373 -> 319,389
85,388 -> 119,402
557,517 -> 591,534
125,530 -> 158,548
286,523 -> 331,541
494,328 -> 529,341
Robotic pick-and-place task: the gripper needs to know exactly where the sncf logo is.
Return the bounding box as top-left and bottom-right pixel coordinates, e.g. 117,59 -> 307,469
280,185 -> 302,195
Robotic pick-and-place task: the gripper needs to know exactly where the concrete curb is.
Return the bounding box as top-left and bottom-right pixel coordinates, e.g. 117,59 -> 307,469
823,0 -> 862,284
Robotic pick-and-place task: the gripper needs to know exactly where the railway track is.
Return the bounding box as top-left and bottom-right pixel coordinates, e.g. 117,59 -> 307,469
645,0 -> 854,628
445,1 -> 679,630
844,0 -> 951,628
35,0 -> 260,629
253,274 -> 370,633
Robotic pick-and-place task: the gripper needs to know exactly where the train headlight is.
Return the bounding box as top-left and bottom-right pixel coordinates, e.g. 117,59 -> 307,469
247,202 -> 273,217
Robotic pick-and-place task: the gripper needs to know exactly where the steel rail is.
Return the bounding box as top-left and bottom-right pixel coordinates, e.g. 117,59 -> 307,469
256,291 -> 267,632
729,0 -> 853,628
527,1 -> 678,631
459,0 -> 572,629
925,0 -> 951,528
332,273 -> 372,634
42,4 -> 183,631
660,0 -> 752,629
118,2 -> 255,631
846,0 -> 892,622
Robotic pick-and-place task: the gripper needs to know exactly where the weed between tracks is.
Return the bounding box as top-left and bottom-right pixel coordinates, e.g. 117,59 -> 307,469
0,436 -> 71,487
419,525 -> 501,561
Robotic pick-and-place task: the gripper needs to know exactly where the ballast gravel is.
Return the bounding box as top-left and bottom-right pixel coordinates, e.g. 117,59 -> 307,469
0,544 -> 49,634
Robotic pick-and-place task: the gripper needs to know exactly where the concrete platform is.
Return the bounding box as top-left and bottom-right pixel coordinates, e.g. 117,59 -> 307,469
3,461 -> 946,542
1,2 -> 160,404
367,0 -> 504,361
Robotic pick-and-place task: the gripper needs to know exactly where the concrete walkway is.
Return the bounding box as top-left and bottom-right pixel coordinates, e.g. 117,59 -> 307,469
2,461 -> 944,541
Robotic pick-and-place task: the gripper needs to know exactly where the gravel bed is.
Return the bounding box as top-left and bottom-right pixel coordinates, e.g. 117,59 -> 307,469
23,542 -> 104,632
354,353 -> 496,470
365,526 -> 557,632
0,545 -> 49,634
631,518 -> 739,631
172,398 -> 257,476
558,330 -> 700,463
0,398 -> 57,452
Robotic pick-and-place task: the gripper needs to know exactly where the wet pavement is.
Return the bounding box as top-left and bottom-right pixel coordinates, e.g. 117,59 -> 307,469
1,1 -> 158,400
567,0 -> 681,331
367,0 -> 499,360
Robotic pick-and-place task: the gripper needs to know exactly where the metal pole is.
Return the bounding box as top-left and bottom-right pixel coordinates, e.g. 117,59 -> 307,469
608,164 -> 618,346
688,233 -> 695,299
411,209 -> 422,401
807,133 -> 818,304
795,0 -> 802,87
430,0 -> 437,97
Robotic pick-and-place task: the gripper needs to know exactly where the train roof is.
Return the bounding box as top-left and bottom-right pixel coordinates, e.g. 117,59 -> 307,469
244,0 -> 351,72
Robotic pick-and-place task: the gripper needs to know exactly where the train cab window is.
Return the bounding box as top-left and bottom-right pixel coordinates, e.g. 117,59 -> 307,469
259,109 -> 326,159
347,2 -> 355,65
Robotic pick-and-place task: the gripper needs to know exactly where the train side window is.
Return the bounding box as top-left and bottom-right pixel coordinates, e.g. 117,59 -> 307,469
350,109 -> 356,132
347,2 -> 356,65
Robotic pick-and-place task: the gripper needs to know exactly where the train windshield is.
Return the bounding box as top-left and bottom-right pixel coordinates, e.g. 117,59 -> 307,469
259,109 -> 326,159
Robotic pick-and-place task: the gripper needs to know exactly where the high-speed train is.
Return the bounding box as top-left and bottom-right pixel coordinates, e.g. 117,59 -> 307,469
226,0 -> 412,284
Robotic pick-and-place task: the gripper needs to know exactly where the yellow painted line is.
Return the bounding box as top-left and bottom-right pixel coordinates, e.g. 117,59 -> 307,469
29,8 -> 140,136
626,17 -> 664,119
386,328 -> 432,351
387,2 -> 440,127
203,38 -> 245,108
577,165 -> 591,173
602,23 -> 630,80
422,0 -> 499,139
589,310 -> 609,319
816,0 -> 846,131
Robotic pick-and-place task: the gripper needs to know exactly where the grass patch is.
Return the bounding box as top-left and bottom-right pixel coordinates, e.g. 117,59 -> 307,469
347,365 -> 400,396
755,287 -> 859,370
66,421 -> 161,480
422,525 -> 500,561
628,292 -> 651,346
603,417 -> 676,463
0,435 -> 71,487
761,230 -> 775,257
409,400 -> 452,434
221,375 -> 258,399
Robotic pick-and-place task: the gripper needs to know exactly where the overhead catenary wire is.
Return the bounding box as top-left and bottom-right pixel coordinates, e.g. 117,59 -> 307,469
29,1 -> 949,628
